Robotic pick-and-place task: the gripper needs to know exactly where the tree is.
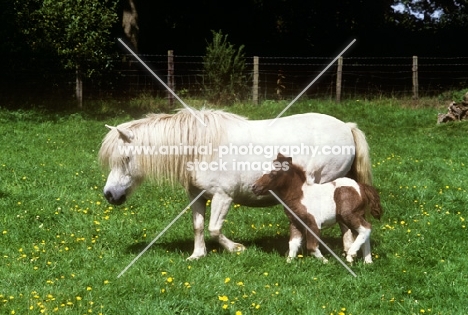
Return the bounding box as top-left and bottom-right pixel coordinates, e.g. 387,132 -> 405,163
15,0 -> 119,108
202,30 -> 248,105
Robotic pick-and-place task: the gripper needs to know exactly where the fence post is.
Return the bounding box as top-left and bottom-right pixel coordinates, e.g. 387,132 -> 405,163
253,56 -> 259,105
336,56 -> 343,102
76,65 -> 83,108
168,50 -> 175,107
412,55 -> 418,100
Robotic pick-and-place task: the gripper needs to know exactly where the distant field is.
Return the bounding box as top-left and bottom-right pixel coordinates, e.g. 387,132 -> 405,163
1,99 -> 467,314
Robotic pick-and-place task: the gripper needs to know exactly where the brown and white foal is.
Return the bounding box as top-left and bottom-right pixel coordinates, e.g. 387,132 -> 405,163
252,154 -> 382,264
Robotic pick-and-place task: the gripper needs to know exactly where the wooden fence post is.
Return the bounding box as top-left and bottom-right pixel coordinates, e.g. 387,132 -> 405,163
76,65 -> 83,109
253,56 -> 259,105
336,56 -> 343,102
168,50 -> 174,107
412,55 -> 418,100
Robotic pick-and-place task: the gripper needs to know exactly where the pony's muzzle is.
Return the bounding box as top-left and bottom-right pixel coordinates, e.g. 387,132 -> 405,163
104,189 -> 127,205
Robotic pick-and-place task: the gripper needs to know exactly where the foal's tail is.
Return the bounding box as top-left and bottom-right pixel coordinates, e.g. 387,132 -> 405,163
361,184 -> 383,220
348,123 -> 373,185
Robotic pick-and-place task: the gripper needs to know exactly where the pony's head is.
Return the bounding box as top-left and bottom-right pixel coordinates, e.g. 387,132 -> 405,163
252,153 -> 304,196
99,124 -> 144,205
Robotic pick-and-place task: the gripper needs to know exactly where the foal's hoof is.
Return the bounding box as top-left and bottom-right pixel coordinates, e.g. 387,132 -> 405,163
364,258 -> 373,264
319,257 -> 329,264
346,255 -> 355,263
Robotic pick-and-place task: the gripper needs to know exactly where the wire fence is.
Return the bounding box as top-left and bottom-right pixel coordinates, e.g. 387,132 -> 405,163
2,54 -> 468,104
111,55 -> 468,101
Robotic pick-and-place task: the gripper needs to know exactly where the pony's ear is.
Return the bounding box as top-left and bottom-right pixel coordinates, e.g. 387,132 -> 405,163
105,124 -> 134,143
116,127 -> 134,143
105,124 -> 114,130
286,156 -> 292,164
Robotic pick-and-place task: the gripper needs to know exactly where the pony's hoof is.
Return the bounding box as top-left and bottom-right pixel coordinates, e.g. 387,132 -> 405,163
286,257 -> 294,263
231,243 -> 246,252
320,257 -> 329,264
187,249 -> 207,261
187,255 -> 203,261
364,258 -> 373,264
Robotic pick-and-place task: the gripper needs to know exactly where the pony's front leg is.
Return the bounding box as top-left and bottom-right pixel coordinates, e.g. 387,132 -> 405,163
187,194 -> 207,260
346,225 -> 371,263
208,193 -> 245,253
287,223 -> 303,263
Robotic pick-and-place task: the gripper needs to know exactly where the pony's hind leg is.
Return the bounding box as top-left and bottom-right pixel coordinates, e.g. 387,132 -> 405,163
208,192 -> 246,253
339,222 -> 355,255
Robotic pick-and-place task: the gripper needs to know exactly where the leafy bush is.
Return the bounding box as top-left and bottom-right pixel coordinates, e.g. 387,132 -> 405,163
202,30 -> 248,105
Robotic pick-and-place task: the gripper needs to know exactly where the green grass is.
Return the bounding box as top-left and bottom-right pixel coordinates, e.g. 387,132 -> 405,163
1,98 -> 468,315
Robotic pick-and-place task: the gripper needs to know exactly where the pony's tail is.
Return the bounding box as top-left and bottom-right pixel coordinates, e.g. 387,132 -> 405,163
360,184 -> 383,220
348,123 -> 373,185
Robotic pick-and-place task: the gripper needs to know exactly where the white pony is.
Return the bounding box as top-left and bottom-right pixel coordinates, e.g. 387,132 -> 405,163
98,108 -> 372,260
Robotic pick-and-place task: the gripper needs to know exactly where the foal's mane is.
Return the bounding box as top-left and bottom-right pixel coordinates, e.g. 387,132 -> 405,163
274,156 -> 307,184
98,108 -> 247,188
287,163 -> 307,184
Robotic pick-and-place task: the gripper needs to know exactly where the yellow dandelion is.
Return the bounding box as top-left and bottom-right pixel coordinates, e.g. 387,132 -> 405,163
224,277 -> 231,284
218,295 -> 229,302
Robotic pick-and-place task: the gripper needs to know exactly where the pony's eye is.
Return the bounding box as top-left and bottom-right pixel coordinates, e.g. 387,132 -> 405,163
269,171 -> 278,178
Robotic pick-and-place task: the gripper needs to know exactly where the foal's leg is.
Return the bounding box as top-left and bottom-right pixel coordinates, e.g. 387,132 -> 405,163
304,213 -> 328,263
361,235 -> 373,264
208,192 -> 245,253
346,223 -> 372,263
287,222 -> 303,263
339,222 -> 355,254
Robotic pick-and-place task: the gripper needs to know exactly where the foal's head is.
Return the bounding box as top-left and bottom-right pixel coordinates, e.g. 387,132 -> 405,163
251,153 -> 306,196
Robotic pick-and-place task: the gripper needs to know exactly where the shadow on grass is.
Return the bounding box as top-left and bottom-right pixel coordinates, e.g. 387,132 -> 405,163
124,233 -> 380,260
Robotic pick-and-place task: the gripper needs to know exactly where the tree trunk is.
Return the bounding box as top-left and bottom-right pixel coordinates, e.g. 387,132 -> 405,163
122,0 -> 139,51
76,65 -> 83,109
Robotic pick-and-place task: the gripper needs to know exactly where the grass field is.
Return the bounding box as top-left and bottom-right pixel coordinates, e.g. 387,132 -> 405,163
1,98 -> 468,315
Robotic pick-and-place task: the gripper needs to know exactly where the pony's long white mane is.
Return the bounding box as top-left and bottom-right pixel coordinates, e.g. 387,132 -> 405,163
98,108 -> 247,188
